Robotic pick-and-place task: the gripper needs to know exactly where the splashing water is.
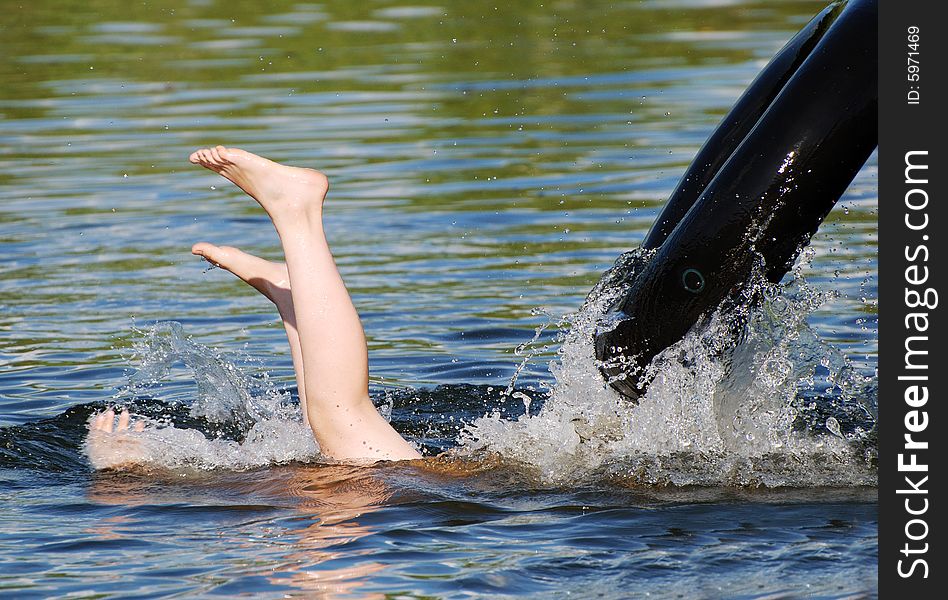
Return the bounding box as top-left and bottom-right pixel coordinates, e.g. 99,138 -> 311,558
123,322 -> 288,431
94,262 -> 877,487
87,322 -> 318,471
460,250 -> 877,487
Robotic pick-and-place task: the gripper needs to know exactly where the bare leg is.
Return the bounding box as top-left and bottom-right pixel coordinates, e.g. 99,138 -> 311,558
190,146 -> 420,462
191,243 -> 311,429
85,248 -> 314,469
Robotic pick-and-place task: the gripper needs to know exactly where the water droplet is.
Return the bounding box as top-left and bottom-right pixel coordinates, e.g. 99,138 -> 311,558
825,417 -> 842,437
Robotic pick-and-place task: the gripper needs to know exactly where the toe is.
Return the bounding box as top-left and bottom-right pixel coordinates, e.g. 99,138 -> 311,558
191,241 -> 214,257
197,243 -> 259,273
117,409 -> 130,431
215,146 -> 232,164
188,150 -> 201,164
191,242 -> 227,266
134,421 -> 145,433
208,146 -> 223,165
102,409 -> 115,433
219,146 -> 245,165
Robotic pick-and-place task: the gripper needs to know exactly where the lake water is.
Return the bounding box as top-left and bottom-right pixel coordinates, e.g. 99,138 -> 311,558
1,0 -> 878,597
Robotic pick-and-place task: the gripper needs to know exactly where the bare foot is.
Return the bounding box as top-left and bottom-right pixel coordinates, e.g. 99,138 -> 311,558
191,242 -> 293,314
85,408 -> 150,470
189,146 -> 329,225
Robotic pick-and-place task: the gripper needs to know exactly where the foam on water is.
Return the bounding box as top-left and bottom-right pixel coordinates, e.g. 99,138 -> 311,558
459,250 -> 877,487
85,322 -> 318,471
93,261 -> 877,487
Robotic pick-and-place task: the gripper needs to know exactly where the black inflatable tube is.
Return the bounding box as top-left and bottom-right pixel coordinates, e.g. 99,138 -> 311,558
595,0 -> 878,400
642,1 -> 844,250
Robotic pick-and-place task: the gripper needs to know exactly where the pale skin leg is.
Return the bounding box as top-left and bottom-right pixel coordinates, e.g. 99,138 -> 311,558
190,243 -> 311,430
187,146 -> 420,462
86,147 -> 420,467
85,251 -> 314,468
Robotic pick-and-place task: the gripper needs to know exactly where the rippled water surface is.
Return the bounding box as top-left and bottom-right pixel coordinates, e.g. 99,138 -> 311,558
2,0 -> 877,597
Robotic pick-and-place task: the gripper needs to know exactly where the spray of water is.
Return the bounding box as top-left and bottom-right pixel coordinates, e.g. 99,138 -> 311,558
459,250 -> 877,487
92,257 -> 877,487
86,322 -> 318,471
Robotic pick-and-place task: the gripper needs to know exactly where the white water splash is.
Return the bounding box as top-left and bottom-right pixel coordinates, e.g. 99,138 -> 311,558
85,416 -> 318,471
93,268 -> 877,487
88,322 -> 318,471
460,254 -> 877,487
